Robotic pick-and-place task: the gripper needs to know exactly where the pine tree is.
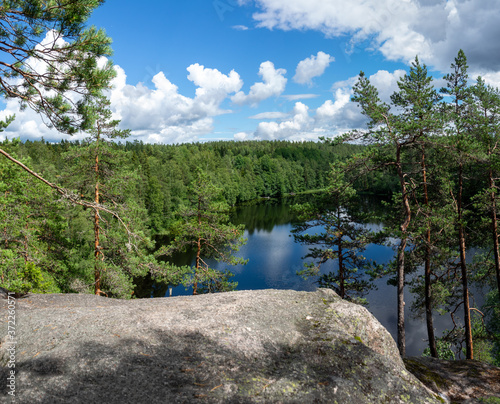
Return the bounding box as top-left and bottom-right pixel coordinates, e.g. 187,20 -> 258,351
342,57 -> 443,356
0,0 -> 117,217
77,93 -> 130,295
440,49 -> 475,359
292,164 -> 376,304
0,1 -> 114,134
391,57 -> 443,357
469,77 -> 500,298
157,171 -> 247,295
348,70 -> 413,356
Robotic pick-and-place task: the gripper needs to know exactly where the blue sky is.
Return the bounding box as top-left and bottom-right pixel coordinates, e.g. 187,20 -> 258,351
2,0 -> 500,144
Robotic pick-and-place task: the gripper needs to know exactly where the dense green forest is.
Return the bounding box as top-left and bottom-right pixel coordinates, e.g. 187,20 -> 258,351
0,138 -> 364,296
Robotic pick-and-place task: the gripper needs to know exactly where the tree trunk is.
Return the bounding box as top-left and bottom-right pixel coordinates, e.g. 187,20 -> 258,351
458,162 -> 473,359
489,168 -> 500,297
396,237 -> 407,357
194,237 -> 201,295
94,137 -> 102,296
194,194 -> 202,295
422,146 -> 438,357
338,210 -> 345,299
396,144 -> 410,358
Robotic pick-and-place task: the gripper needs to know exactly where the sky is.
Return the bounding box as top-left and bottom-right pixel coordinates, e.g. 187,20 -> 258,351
2,0 -> 500,144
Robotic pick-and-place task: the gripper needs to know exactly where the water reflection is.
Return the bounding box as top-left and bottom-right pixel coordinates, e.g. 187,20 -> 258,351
147,196 -> 458,356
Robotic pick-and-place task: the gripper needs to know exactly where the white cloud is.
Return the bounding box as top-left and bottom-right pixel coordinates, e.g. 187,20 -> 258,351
368,69 -> 407,103
294,51 -> 334,85
250,0 -> 500,74
316,88 -> 350,120
0,99 -> 71,142
109,64 -> 243,143
234,69 -> 407,142
231,61 -> 287,106
232,25 -> 249,30
254,102 -> 313,140
282,94 -> 319,101
2,60 -> 244,144
476,71 -> 500,90
249,112 -> 289,120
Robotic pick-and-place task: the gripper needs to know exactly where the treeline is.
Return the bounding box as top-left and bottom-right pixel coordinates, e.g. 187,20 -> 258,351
7,139 -> 365,232
0,138 -> 362,297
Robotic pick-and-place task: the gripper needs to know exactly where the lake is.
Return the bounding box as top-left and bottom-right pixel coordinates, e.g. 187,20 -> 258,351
146,196 -> 462,357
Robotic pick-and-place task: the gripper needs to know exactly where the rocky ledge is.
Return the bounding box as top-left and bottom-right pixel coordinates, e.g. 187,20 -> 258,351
0,289 -> 497,403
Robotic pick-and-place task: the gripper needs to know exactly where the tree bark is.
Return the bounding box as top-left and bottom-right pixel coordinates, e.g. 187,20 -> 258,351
489,168 -> 500,298
94,136 -> 101,296
337,208 -> 345,299
194,194 -> 202,295
396,144 -> 410,357
422,146 -> 438,357
458,162 -> 473,359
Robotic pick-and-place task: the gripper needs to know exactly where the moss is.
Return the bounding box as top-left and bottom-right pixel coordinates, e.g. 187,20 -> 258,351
354,336 -> 363,344
404,359 -> 451,390
400,394 -> 411,402
478,398 -> 500,404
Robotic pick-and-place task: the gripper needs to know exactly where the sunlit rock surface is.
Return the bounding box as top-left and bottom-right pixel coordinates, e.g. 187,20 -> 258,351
0,289 -> 453,403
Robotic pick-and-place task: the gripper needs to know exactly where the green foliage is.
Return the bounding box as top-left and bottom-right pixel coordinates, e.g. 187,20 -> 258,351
0,261 -> 59,294
292,167 -> 378,303
0,138 -> 359,297
422,339 -> 455,360
156,171 -> 247,294
485,290 -> 500,366
0,0 -> 115,134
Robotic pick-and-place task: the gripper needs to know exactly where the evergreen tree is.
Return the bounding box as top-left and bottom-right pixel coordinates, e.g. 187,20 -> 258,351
0,0 -> 114,134
157,171 -> 247,295
0,139 -> 65,294
73,93 -> 131,295
469,77 -> 500,297
440,50 -> 475,359
391,57 -> 443,357
292,164 -> 376,304
0,0 -> 118,224
347,70 -> 413,356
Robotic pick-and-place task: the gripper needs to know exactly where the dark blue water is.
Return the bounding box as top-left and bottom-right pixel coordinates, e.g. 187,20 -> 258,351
151,197 -> 458,356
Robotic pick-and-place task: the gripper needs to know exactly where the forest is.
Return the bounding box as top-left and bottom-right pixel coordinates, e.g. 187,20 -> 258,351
0,1 -> 499,367
1,137 -> 367,296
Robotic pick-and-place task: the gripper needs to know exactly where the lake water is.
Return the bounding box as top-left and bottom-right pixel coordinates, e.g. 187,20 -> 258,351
147,197 -> 462,357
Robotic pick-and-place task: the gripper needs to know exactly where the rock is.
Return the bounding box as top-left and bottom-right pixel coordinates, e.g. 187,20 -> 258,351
0,289 -> 443,403
404,356 -> 500,403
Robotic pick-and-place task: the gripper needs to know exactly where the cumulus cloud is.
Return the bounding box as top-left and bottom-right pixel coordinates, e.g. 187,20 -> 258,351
235,69 -> 406,142
237,92 -> 353,141
250,0 -> 500,74
368,69 -> 407,103
2,60 -> 244,144
231,61 -> 287,106
294,51 -> 334,85
254,102 -> 313,140
0,99 -> 72,142
108,64 -> 243,143
480,71 -> 500,89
